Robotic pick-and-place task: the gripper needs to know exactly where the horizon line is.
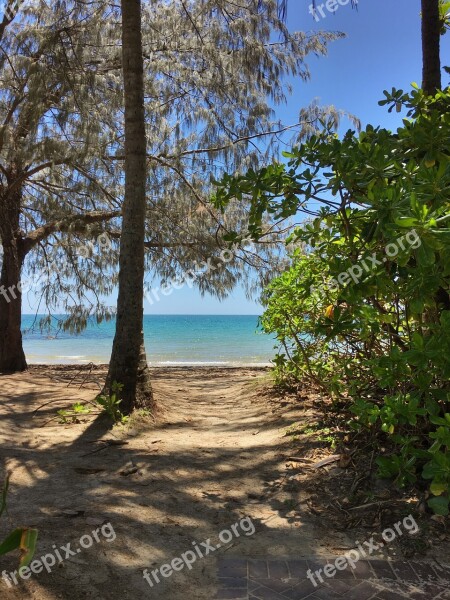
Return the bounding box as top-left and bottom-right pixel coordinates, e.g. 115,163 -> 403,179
21,313 -> 262,317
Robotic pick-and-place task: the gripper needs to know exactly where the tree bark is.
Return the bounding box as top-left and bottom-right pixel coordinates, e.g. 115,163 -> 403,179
0,189 -> 27,373
421,0 -> 442,94
105,0 -> 154,414
421,1 -> 449,311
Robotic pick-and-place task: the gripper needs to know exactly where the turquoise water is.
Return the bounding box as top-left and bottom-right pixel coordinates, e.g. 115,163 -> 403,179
21,315 -> 276,366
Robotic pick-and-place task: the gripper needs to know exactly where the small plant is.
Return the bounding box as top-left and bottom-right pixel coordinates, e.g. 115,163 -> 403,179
286,422 -> 338,449
57,402 -> 92,424
53,383 -> 129,426
0,475 -> 38,568
96,382 -> 128,424
284,422 -> 304,437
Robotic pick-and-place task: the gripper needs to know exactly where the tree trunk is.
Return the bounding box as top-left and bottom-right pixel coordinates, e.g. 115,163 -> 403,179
421,0 -> 442,94
0,190 -> 27,373
421,1 -> 449,312
105,0 -> 154,414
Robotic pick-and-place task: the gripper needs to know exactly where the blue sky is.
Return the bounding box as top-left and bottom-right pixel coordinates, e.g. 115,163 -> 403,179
285,0 -> 450,131
23,0 -> 450,315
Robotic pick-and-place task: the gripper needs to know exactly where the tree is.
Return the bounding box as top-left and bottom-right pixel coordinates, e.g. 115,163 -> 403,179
103,0 -> 348,411
212,2 -> 450,514
0,1 -> 121,372
421,0 -> 442,94
0,0 -> 340,373
215,85 -> 450,514
105,0 -> 153,413
129,0 -> 348,306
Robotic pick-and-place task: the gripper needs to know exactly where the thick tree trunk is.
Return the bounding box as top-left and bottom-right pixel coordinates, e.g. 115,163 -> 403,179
0,191 -> 27,373
105,0 -> 154,414
421,1 -> 449,312
421,0 -> 442,94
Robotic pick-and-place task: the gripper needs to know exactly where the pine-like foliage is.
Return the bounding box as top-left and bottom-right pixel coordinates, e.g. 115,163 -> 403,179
0,0 -> 343,339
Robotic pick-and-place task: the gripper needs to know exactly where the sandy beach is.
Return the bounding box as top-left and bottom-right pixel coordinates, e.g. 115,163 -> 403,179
0,366 -> 448,600
0,366 -> 323,599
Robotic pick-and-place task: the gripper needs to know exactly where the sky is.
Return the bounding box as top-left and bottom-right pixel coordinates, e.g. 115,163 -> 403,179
22,0 -> 450,315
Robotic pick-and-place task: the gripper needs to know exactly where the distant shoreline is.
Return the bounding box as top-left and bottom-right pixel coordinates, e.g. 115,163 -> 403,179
22,314 -> 275,366
21,313 -> 263,317
26,363 -> 271,370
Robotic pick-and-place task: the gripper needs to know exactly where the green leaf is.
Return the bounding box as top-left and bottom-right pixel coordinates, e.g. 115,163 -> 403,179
430,481 -> 448,496
19,529 -> 38,568
412,332 -> 424,350
0,529 -> 22,556
427,496 -> 449,516
395,217 -> 418,227
409,298 -> 424,314
0,528 -> 38,567
416,242 -> 435,266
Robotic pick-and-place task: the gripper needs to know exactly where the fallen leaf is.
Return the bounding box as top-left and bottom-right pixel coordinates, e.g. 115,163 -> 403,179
120,466 -> 139,476
339,454 -> 352,468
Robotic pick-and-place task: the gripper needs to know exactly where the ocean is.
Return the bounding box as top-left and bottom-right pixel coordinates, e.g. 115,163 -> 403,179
21,314 -> 276,366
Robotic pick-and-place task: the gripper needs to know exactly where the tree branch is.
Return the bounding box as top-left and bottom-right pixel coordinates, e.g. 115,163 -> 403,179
21,210 -> 121,256
105,121 -> 311,162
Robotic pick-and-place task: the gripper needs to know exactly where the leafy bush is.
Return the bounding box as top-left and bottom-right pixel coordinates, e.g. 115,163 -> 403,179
215,87 -> 450,514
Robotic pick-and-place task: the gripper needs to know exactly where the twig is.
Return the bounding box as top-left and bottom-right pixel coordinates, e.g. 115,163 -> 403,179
80,440 -> 129,458
33,398 -> 68,416
348,499 -> 405,511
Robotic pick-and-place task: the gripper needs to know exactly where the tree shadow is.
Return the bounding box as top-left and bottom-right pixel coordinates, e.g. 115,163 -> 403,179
1,367 -> 447,600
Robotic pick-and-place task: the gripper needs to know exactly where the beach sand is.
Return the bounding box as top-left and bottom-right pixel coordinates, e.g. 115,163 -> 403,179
0,367 -> 447,599
0,366 -> 325,600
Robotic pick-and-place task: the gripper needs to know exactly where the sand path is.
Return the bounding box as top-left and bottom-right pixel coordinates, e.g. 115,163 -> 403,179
0,367 -> 319,599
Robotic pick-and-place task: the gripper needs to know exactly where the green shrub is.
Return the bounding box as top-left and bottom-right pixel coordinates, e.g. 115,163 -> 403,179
215,87 -> 450,514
